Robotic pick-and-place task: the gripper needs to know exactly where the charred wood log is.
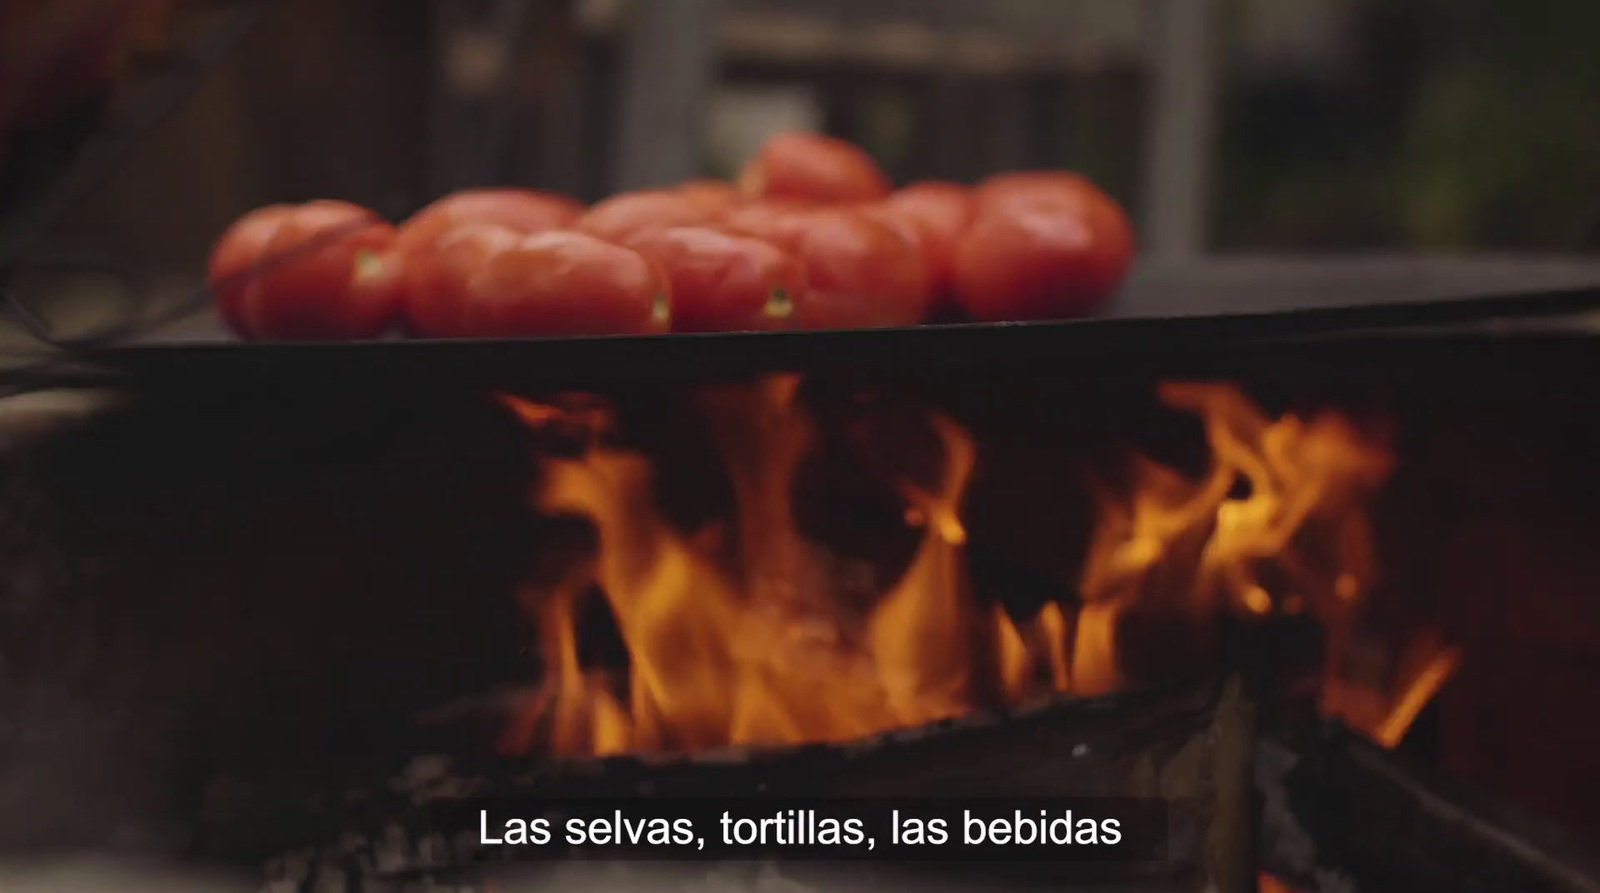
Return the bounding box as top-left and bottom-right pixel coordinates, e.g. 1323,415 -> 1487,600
202,676 -> 1254,893
1258,723 -> 1600,893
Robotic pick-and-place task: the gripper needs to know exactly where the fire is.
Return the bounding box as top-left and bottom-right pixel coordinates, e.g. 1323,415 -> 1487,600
498,378 -> 1455,758
1077,384 -> 1393,691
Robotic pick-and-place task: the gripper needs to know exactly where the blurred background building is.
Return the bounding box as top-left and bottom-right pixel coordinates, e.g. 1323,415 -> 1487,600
3,0 -> 1600,293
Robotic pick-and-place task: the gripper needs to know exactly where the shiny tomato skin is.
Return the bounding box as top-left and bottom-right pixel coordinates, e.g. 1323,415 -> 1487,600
783,208 -> 932,329
738,132 -> 891,204
394,188 -> 582,259
717,199 -> 819,247
623,226 -> 804,333
406,225 -> 671,338
719,202 -> 932,327
392,190 -> 581,333
975,171 -> 1134,259
951,196 -> 1132,322
855,202 -> 926,253
208,200 -> 403,340
207,203 -> 294,336
404,224 -> 524,338
953,171 -> 1134,321
882,181 -> 974,293
976,172 -> 1132,254
975,171 -> 1101,208
576,190 -> 720,243
254,201 -> 403,339
854,201 -> 943,294
890,181 -> 974,231
342,246 -> 409,335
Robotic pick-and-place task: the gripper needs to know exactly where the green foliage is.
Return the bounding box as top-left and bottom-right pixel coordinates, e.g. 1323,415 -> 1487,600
1219,0 -> 1600,251
1395,0 -> 1600,248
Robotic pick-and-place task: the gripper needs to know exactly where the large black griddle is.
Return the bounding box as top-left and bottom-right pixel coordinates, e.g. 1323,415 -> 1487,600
3,258 -> 1599,395
78,282 -> 1600,390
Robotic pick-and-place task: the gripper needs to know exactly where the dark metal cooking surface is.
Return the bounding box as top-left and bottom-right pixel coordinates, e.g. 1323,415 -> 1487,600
52,283 -> 1600,394
1,258 -> 1598,398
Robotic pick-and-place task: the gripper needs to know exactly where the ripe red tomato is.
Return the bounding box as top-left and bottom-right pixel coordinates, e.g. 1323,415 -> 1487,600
208,204 -> 293,336
854,201 -> 944,297
722,204 -> 932,328
975,171 -> 1104,208
975,172 -> 1134,254
403,223 -> 520,337
783,208 -> 932,329
623,226 -> 804,333
405,226 -> 671,338
718,199 -> 820,246
721,202 -> 932,328
576,190 -> 720,243
738,132 -> 891,204
208,200 -> 403,340
951,190 -> 1134,322
675,179 -> 742,214
882,181 -> 974,294
394,188 -> 582,258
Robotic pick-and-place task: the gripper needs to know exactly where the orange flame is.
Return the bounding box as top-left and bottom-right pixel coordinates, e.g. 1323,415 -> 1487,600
498,379 -> 1454,757
1078,383 -> 1395,688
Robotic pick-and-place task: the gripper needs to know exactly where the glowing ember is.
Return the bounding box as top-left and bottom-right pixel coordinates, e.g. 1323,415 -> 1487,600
1373,648 -> 1461,748
497,378 -> 1455,757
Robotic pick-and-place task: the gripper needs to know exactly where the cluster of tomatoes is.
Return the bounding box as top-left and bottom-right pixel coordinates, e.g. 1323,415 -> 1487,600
207,132 -> 1134,340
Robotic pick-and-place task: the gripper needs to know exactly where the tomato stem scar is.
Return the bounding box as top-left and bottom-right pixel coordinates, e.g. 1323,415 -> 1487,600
765,287 -> 794,318
353,248 -> 385,279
